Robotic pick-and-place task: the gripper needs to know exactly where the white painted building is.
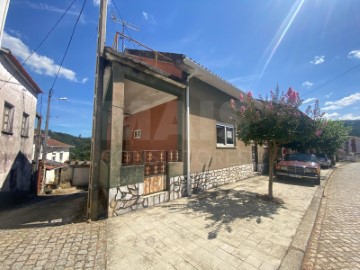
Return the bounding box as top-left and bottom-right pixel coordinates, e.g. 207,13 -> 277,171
36,137 -> 73,185
0,48 -> 42,202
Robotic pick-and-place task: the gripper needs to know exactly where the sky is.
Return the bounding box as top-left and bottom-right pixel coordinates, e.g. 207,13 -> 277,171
2,0 -> 360,137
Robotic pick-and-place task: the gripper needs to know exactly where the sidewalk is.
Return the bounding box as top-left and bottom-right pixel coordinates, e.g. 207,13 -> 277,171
107,170 -> 331,270
0,169 -> 334,269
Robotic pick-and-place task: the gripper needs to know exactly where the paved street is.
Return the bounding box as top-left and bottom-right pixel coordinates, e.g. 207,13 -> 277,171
107,175 -> 321,270
303,162 -> 360,270
0,168 -> 335,269
0,193 -> 107,270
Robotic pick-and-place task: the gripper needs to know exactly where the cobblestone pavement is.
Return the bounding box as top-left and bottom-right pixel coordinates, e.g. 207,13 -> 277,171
0,193 -> 107,270
303,162 -> 360,270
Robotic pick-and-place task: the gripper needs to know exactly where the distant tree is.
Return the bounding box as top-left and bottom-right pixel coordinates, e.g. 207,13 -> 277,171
305,120 -> 351,156
47,130 -> 91,160
231,86 -> 321,198
342,120 -> 360,137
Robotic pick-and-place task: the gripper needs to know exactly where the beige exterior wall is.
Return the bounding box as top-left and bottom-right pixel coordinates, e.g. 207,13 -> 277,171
189,79 -> 253,173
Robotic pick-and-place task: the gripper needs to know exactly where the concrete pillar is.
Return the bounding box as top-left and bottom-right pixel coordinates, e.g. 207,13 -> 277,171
108,62 -> 124,189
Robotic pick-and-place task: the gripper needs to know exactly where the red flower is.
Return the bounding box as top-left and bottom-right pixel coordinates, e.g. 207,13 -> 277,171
287,87 -> 299,104
230,99 -> 235,109
315,129 -> 322,137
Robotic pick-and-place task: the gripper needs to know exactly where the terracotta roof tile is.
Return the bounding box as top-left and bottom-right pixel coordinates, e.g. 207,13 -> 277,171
47,138 -> 74,148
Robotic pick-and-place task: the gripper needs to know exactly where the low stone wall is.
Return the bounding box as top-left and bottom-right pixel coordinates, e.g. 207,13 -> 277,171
190,164 -> 255,193
108,163 -> 256,216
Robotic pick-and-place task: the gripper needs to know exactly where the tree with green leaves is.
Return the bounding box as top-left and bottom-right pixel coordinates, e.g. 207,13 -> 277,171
231,87 -> 320,198
305,120 -> 351,157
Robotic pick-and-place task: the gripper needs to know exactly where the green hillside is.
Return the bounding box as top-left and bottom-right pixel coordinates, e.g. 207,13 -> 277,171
48,130 -> 91,161
342,120 -> 360,137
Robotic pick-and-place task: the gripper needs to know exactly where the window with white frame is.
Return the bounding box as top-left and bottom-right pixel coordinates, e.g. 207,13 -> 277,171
2,102 -> 14,134
52,152 -> 56,161
134,129 -> 141,139
59,152 -> 64,162
21,113 -> 29,137
216,123 -> 235,147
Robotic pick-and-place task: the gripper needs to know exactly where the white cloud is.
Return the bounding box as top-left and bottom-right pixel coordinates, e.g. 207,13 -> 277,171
322,92 -> 360,111
7,29 -> 24,39
323,112 -> 339,119
338,114 -> 360,120
26,2 -> 86,24
310,55 -> 325,65
303,97 -> 316,104
325,92 -> 333,98
322,112 -> 360,121
228,74 -> 258,83
3,32 -> 86,83
348,50 -> 360,59
81,77 -> 89,84
142,11 -> 149,20
302,81 -> 313,88
93,0 -> 100,6
142,11 -> 156,24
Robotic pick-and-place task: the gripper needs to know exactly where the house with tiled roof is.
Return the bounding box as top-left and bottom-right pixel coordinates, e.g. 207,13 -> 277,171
36,137 -> 74,186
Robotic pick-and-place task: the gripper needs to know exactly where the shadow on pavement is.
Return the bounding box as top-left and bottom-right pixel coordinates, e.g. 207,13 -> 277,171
0,192 -> 87,230
274,177 -> 317,187
162,189 -> 286,240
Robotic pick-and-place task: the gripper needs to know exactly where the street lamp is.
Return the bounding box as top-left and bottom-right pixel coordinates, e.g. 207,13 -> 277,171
40,89 -> 67,194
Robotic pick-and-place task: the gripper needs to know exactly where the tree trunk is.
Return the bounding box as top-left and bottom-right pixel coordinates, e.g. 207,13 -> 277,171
268,141 -> 279,198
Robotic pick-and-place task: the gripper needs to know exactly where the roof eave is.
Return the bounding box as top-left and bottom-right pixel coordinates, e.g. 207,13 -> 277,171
0,48 -> 43,94
104,47 -> 187,89
179,57 -> 263,108
179,57 -> 243,97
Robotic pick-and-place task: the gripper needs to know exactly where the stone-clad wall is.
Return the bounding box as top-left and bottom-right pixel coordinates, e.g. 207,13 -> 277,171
191,164 -> 255,193
108,164 -> 256,216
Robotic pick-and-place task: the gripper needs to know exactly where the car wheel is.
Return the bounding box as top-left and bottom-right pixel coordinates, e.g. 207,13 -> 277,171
314,176 -> 320,185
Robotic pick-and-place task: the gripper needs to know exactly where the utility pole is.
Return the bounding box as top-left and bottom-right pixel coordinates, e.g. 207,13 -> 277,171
40,88 -> 53,194
87,0 -> 107,220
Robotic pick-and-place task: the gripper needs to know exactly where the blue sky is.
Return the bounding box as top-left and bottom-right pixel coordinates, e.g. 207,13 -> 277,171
3,0 -> 360,137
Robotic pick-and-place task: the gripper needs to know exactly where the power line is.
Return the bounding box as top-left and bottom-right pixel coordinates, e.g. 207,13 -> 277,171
302,62 -> 360,98
21,0 -> 79,68
0,0 -> 79,91
112,0 -> 139,51
50,0 -> 87,90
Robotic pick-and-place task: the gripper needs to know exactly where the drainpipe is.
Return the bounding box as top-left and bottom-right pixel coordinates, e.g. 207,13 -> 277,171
186,70 -> 197,197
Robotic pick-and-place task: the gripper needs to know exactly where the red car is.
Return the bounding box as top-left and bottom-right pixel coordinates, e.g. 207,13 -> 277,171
275,153 -> 321,185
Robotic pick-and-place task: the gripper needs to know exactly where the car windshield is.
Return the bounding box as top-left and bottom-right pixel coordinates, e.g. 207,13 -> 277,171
284,154 -> 317,162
